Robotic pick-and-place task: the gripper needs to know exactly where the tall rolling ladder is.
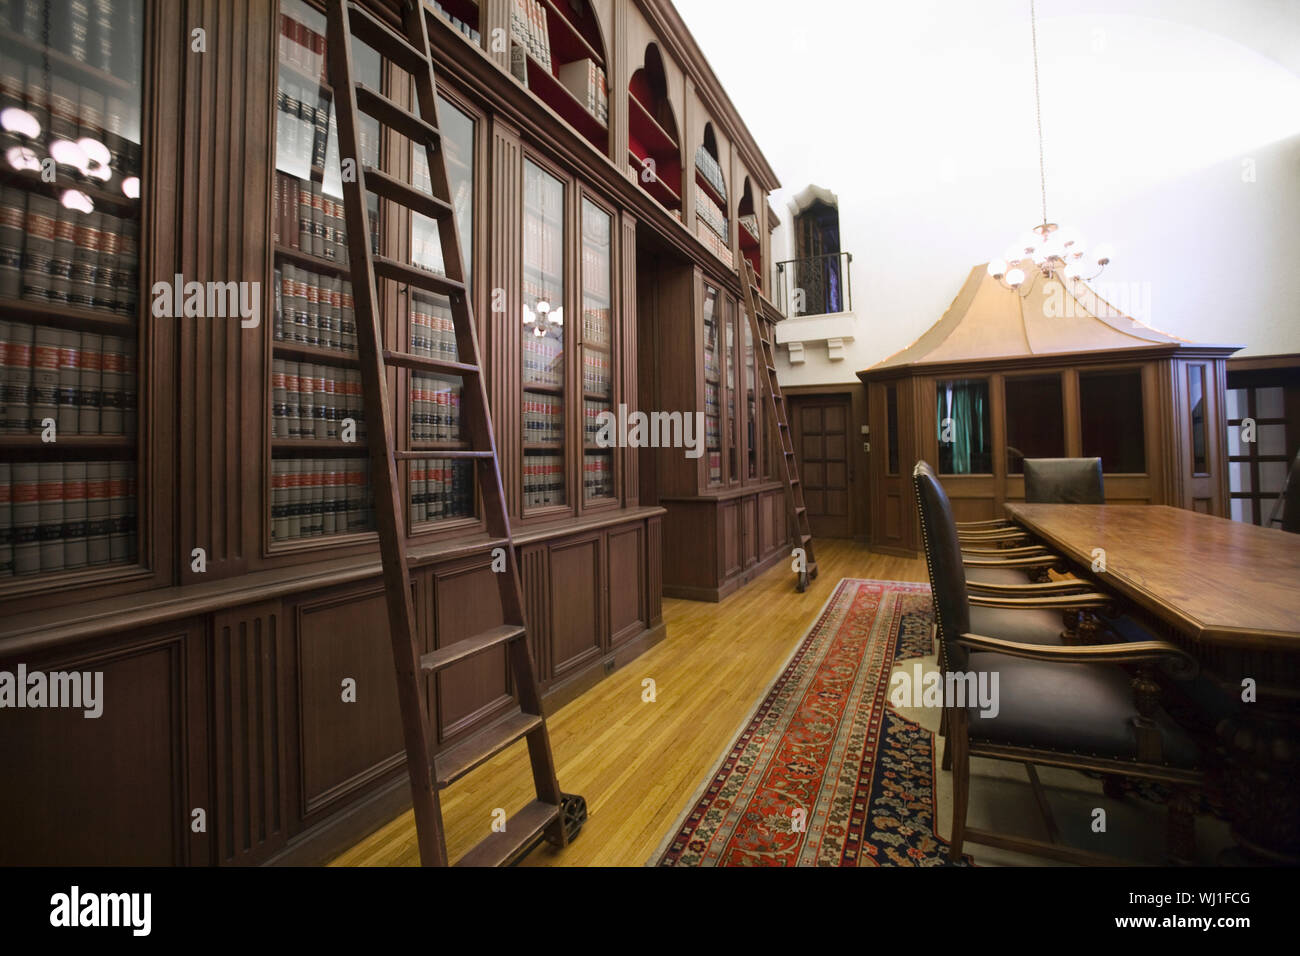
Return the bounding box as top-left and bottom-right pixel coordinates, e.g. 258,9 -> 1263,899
739,259 -> 818,591
325,0 -> 584,866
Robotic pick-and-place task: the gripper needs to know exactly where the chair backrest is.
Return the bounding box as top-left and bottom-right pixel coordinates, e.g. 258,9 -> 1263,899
1273,447 -> 1300,534
912,462 -> 971,669
1024,457 -> 1104,504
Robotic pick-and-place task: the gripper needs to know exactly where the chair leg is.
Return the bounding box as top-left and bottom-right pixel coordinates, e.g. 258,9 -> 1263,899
941,707 -> 954,770
1166,787 -> 1197,865
938,706 -> 949,738
948,709 -> 970,862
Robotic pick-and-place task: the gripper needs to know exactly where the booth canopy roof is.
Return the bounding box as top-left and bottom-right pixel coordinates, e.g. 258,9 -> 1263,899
863,264 -> 1234,374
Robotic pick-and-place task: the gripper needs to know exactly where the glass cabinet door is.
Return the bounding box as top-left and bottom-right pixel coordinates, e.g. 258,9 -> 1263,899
408,94 -> 475,529
702,283 -> 721,485
269,0 -> 385,548
581,197 -> 614,503
745,315 -> 757,479
0,0 -> 146,583
726,299 -> 737,483
522,159 -> 565,510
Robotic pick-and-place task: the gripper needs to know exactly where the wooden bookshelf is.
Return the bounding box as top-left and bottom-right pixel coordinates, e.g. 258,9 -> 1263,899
522,54 -> 607,149
274,243 -> 351,278
3,169 -> 142,215
538,0 -> 605,66
271,341 -> 359,366
0,297 -> 137,335
628,94 -> 677,156
271,439 -> 369,454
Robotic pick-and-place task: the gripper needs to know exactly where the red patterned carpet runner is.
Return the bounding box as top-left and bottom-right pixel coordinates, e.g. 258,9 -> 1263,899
653,578 -> 966,866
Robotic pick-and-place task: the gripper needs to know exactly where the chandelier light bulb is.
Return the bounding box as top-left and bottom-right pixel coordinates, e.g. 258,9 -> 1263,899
1092,242 -> 1114,265
60,189 -> 94,214
0,107 -> 40,139
1018,232 -> 1039,255
6,145 -> 40,172
122,176 -> 140,199
1065,260 -> 1085,280
1006,267 -> 1026,287
988,258 -> 1007,279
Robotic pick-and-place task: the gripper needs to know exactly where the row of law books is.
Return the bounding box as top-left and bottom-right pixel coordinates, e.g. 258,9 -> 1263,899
523,454 -> 564,509
427,2 -> 482,46
0,322 -> 135,434
273,263 -> 357,354
270,457 -> 373,542
523,335 -> 563,388
695,147 -> 726,200
696,183 -> 728,242
0,187 -> 139,312
523,396 -> 563,444
583,399 -> 609,444
409,458 -> 474,525
696,219 -> 733,268
523,215 -> 562,288
581,306 -> 610,348
273,173 -> 378,264
411,294 -> 458,362
276,76 -> 336,175
510,0 -> 554,72
1,460 -> 136,577
278,10 -> 326,83
553,58 -> 607,125
582,454 -> 612,499
410,373 -> 462,443
581,242 -> 610,299
271,360 -> 367,442
582,350 -> 610,397
5,0 -> 143,82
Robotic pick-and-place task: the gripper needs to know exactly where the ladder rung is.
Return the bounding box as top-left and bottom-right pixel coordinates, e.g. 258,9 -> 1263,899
789,477 -> 800,485
364,165 -> 454,222
421,624 -> 526,673
434,710 -> 544,789
373,255 -> 466,297
795,506 -> 806,515
346,3 -> 428,77
784,450 -> 795,456
454,800 -> 560,867
395,449 -> 493,461
778,422 -> 788,429
800,533 -> 813,545
383,349 -> 478,377
355,82 -> 441,147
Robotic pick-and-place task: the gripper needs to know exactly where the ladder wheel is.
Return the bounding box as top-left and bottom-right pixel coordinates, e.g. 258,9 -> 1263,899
546,792 -> 588,848
797,568 -> 809,593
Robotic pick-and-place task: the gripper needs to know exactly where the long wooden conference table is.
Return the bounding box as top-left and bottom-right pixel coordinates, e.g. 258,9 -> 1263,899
1005,503 -> 1300,864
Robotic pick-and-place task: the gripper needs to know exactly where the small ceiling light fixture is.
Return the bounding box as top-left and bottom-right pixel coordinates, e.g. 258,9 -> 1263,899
989,0 -> 1113,293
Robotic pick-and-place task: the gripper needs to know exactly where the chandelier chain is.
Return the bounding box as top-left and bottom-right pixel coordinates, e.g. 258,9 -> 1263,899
1031,0 -> 1046,226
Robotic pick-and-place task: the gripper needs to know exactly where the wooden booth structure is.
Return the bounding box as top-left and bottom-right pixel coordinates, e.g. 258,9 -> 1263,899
860,265 -> 1239,556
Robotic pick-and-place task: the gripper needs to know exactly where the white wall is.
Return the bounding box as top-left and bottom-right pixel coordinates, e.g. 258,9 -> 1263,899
677,0 -> 1300,386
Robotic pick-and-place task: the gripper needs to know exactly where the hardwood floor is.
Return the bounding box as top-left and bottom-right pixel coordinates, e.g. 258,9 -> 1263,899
330,538 -> 927,866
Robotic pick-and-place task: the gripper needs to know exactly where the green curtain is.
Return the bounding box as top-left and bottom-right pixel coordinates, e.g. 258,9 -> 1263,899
937,381 -> 989,474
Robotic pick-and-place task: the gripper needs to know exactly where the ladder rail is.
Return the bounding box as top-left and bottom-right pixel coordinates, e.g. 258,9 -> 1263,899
739,259 -> 817,587
398,1 -> 566,823
326,0 -> 448,867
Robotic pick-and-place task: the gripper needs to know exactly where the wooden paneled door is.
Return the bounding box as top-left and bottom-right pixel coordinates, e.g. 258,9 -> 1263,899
792,396 -> 852,537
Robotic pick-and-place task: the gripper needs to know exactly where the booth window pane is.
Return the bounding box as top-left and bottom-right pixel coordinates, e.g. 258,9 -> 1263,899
1080,370 -> 1146,473
1189,365 -> 1207,475
1004,375 -> 1064,474
937,379 -> 991,474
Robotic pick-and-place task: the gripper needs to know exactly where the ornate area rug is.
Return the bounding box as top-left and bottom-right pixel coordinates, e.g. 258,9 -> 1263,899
652,578 -> 967,866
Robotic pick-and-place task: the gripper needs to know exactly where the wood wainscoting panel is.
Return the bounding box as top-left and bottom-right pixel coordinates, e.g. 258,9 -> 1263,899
607,525 -> 646,648
647,515 -> 664,626
519,544 -> 551,683
720,500 -> 741,577
212,600 -> 289,865
295,587 -> 404,818
549,534 -> 604,680
431,558 -> 511,740
0,625 -> 199,865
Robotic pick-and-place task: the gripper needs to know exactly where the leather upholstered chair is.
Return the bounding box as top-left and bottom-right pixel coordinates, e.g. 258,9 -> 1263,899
912,462 -> 1204,864
1024,457 -> 1104,504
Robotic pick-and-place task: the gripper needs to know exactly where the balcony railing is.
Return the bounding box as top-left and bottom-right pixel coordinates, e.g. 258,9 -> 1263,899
774,252 -> 853,317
